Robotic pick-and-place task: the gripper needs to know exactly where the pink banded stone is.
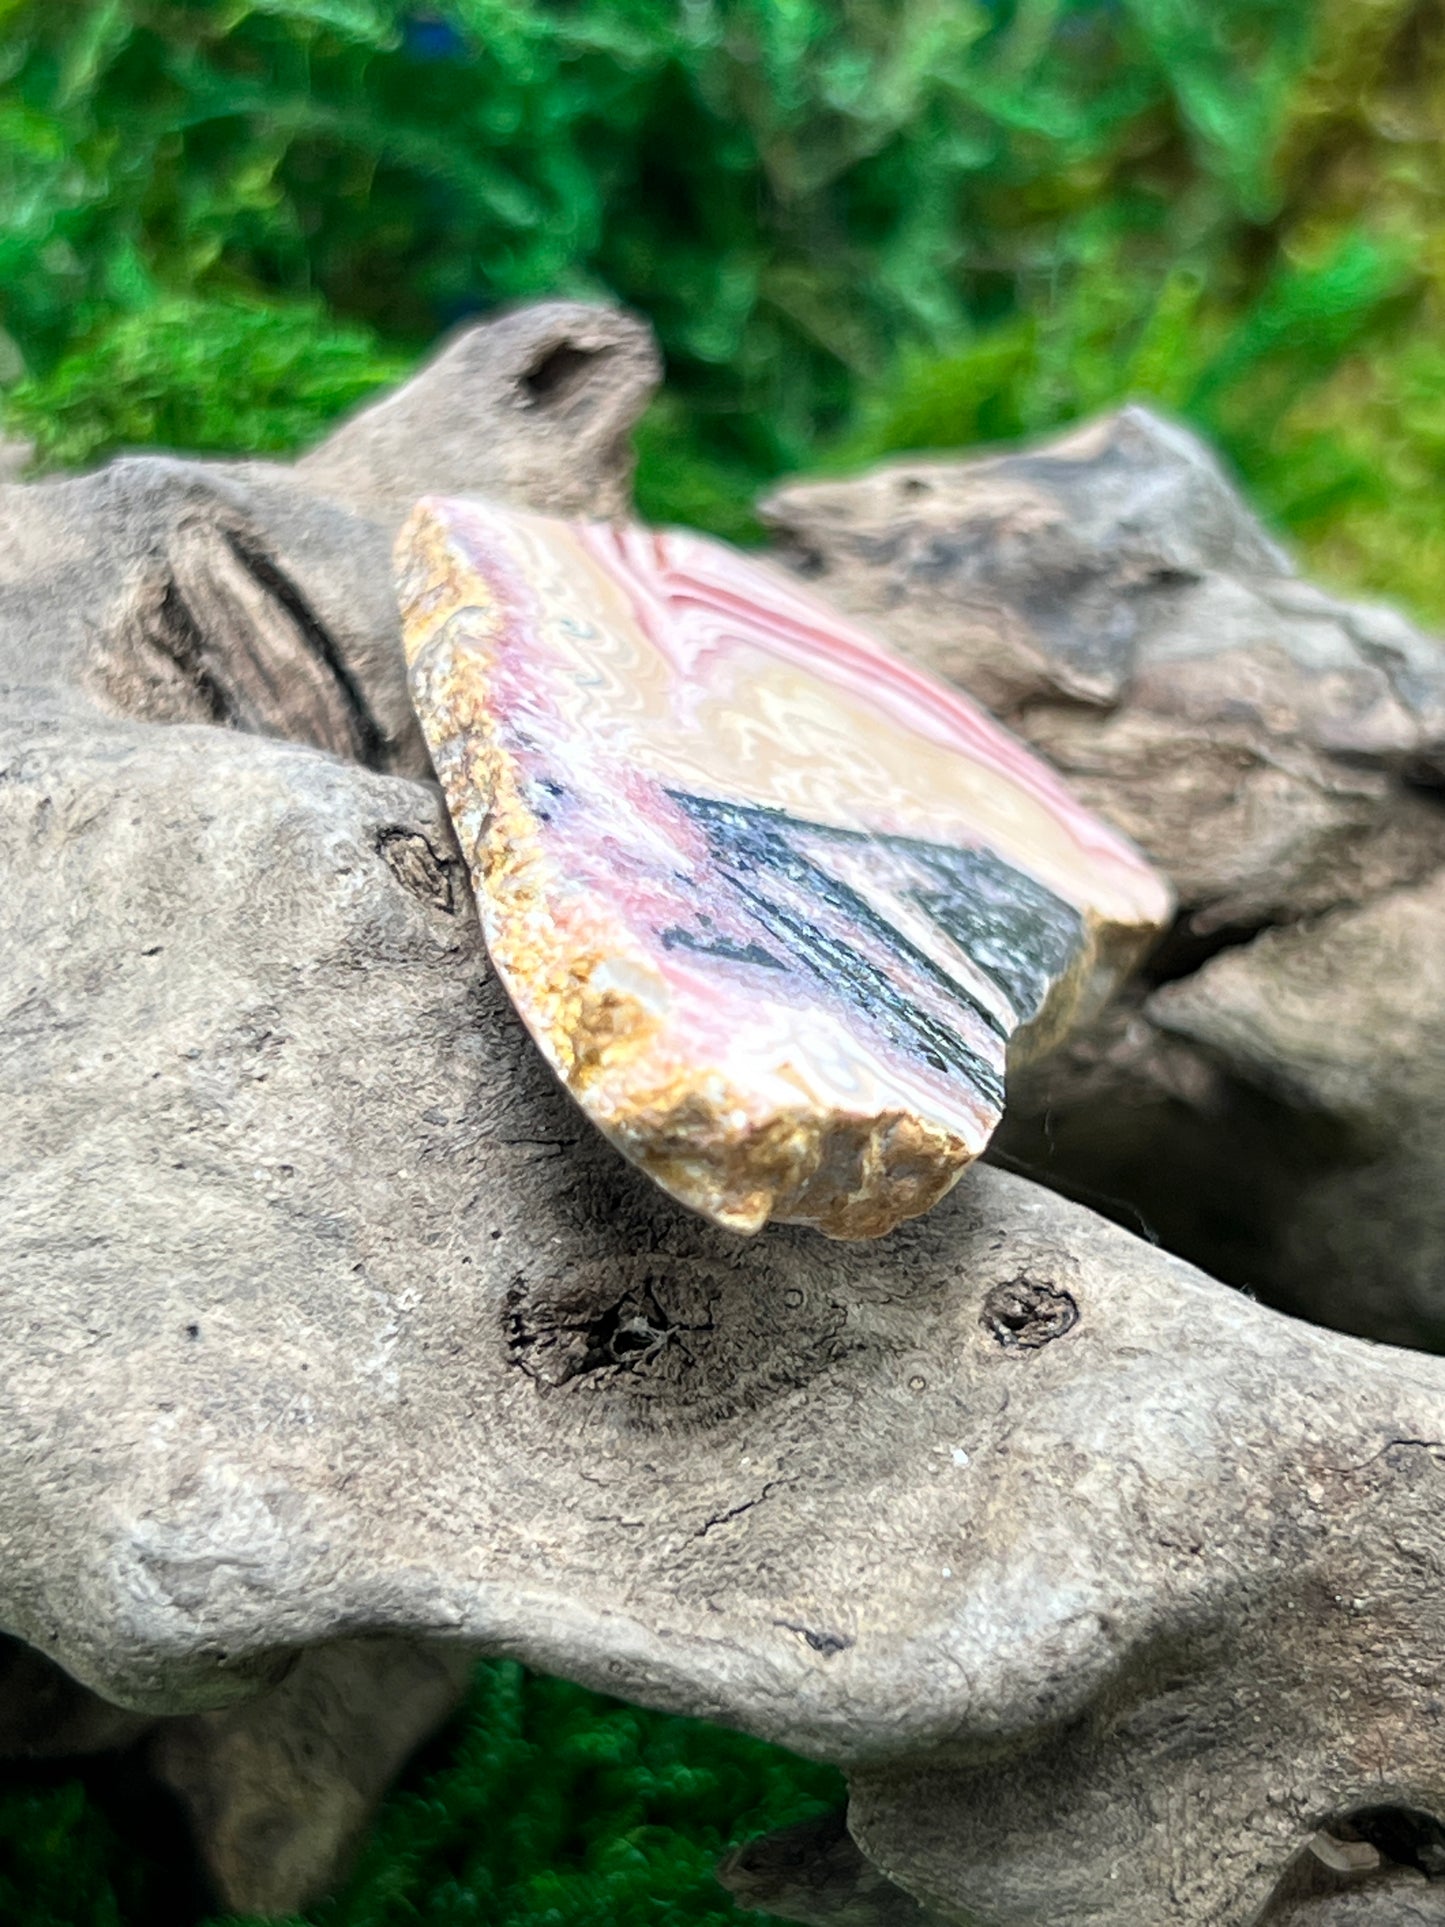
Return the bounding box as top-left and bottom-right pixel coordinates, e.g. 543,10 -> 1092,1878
397,500 -> 1172,1238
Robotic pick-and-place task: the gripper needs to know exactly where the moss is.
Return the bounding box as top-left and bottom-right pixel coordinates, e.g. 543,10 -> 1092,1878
6,2 -> 1443,610
0,1662 -> 843,1927
1,293 -> 407,470
5,2 -> 1444,610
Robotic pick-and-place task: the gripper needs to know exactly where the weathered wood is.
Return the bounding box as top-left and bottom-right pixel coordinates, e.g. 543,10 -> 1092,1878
764,408 -> 1445,1350
0,319 -> 1440,1926
0,298 -> 658,1911
151,1640 -> 473,1914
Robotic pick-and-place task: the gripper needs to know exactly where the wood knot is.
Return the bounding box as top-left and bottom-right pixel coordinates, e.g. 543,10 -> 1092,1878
982,1277 -> 1079,1351
377,827 -> 457,914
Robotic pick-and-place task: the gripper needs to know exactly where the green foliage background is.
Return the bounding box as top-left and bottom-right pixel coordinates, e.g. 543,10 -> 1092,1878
2,1 -> 1445,1920
3,0 -> 1445,597
0,1661 -> 845,1926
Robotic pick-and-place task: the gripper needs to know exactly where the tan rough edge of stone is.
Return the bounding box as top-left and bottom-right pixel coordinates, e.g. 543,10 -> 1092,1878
398,507 -> 979,1238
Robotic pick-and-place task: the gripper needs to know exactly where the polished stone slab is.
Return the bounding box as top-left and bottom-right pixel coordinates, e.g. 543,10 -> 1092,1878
398,500 -> 1171,1235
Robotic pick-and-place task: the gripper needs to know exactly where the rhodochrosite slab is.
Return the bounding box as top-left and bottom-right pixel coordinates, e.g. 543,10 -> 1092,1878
398,500 -> 1171,1237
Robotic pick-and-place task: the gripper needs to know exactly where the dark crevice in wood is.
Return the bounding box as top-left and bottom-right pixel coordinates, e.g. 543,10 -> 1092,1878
1140,909 -> 1285,988
1349,1806 -> 1445,1881
216,525 -> 387,769
519,342 -> 608,410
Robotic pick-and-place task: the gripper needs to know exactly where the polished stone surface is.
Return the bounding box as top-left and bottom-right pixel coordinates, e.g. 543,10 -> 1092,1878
399,500 -> 1170,1235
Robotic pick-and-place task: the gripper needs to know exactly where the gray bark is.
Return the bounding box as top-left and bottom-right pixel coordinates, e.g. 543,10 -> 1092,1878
0,297 -> 659,1911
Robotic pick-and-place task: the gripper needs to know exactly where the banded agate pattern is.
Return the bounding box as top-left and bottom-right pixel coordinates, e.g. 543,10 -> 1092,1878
398,500 -> 1171,1237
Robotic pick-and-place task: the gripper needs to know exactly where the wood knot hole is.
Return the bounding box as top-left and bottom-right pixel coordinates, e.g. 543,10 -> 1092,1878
377,827 -> 457,914
983,1278 -> 1079,1351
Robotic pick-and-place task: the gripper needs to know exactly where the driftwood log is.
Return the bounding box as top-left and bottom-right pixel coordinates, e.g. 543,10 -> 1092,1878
765,415 -> 1445,1350
1,304 -> 1443,1924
